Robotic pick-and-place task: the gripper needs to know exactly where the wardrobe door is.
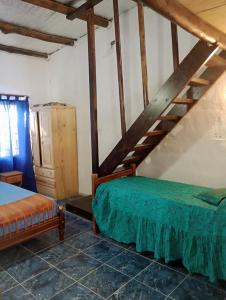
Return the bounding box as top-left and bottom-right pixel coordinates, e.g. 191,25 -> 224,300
30,111 -> 41,167
39,110 -> 54,169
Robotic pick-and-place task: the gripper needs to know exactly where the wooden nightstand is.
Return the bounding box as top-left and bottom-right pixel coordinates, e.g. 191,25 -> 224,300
0,171 -> 23,186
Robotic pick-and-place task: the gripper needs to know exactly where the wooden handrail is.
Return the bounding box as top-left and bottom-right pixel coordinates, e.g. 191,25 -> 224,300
142,0 -> 226,50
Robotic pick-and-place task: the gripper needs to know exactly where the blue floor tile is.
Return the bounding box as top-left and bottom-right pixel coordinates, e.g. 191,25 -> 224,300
22,267 -> 74,300
84,240 -> 123,263
107,250 -> 151,277
192,273 -> 226,292
170,277 -> 226,300
38,229 -> 61,243
109,279 -> 165,300
2,285 -> 36,300
79,264 -> 129,298
22,235 -> 57,253
128,245 -> 159,261
0,269 -> 17,292
51,282 -> 102,300
165,260 -> 189,275
69,218 -> 92,235
2,212 -> 225,300
38,242 -> 78,265
100,233 -> 131,249
0,245 -> 32,268
65,231 -> 101,250
7,255 -> 50,283
57,252 -> 101,280
136,262 -> 185,295
65,212 -> 81,224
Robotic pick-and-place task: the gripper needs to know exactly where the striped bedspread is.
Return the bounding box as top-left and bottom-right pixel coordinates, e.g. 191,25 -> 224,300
0,182 -> 57,237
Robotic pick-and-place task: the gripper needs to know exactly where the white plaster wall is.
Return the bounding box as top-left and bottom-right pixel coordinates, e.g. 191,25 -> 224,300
0,52 -> 49,105
1,5 -> 223,194
5,5 -> 223,196
47,6 -> 197,194
139,71 -> 226,188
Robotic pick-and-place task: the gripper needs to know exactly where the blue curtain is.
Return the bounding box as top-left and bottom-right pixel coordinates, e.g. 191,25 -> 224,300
0,95 -> 36,191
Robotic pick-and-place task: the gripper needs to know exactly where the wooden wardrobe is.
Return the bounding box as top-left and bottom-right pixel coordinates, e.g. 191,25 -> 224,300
30,104 -> 78,200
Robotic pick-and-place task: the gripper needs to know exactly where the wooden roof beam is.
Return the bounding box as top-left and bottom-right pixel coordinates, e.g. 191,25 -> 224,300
0,21 -> 76,46
0,44 -> 48,58
142,0 -> 226,50
22,0 -> 109,28
67,0 -> 103,21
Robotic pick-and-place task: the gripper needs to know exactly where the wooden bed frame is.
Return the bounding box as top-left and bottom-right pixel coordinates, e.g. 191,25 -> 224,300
92,164 -> 136,234
0,206 -> 65,251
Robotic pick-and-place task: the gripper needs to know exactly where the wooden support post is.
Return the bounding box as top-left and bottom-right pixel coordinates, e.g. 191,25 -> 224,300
58,206 -> 65,241
113,0 -> 126,136
87,8 -> 99,174
171,22 -> 179,70
92,173 -> 99,234
137,0 -> 149,108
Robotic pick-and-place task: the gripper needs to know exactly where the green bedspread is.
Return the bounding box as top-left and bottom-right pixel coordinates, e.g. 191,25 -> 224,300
92,176 -> 226,282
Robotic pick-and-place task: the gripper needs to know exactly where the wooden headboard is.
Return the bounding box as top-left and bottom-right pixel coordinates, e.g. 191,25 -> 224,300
92,164 -> 136,197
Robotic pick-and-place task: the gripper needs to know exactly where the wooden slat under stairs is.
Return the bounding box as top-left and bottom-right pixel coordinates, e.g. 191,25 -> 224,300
144,129 -> 167,137
134,141 -> 158,152
158,114 -> 181,122
206,55 -> 226,68
123,155 -> 140,164
99,42 -> 226,177
189,77 -> 210,87
173,98 -> 194,104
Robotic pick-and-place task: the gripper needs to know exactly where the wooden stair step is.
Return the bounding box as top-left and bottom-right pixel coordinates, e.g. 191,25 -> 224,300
134,142 -> 157,152
173,98 -> 194,104
113,166 -> 128,173
123,155 -> 140,164
206,55 -> 226,68
158,115 -> 181,122
189,77 -> 210,87
145,130 -> 167,137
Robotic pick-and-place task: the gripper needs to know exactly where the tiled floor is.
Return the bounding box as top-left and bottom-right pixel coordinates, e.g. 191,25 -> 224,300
1,212 -> 226,300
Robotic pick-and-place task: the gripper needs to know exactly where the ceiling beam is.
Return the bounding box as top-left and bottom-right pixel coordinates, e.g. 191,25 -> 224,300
67,0 -> 103,21
0,44 -> 48,58
142,0 -> 226,50
0,21 -> 76,46
22,0 -> 109,28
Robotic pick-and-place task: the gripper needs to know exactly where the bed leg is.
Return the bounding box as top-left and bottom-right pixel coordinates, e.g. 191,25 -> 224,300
92,217 -> 99,235
92,173 -> 99,235
58,206 -> 65,241
131,163 -> 136,176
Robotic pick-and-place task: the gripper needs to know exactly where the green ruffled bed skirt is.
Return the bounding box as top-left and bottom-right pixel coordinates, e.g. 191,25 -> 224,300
92,177 -> 226,282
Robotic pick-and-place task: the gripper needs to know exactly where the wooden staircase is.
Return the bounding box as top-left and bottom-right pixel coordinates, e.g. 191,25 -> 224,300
98,41 -> 226,177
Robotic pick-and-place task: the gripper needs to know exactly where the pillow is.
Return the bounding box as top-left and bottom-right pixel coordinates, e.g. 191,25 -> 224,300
194,188 -> 226,206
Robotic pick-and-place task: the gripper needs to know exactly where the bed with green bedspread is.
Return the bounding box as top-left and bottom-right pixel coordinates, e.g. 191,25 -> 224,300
92,176 -> 226,282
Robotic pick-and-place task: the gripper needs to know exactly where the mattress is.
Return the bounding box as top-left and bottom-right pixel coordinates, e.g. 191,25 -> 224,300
0,182 -> 57,237
92,176 -> 226,282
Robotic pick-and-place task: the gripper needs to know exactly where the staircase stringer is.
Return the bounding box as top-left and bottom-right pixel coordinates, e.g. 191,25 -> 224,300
99,40 -> 218,177
134,50 -> 226,167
